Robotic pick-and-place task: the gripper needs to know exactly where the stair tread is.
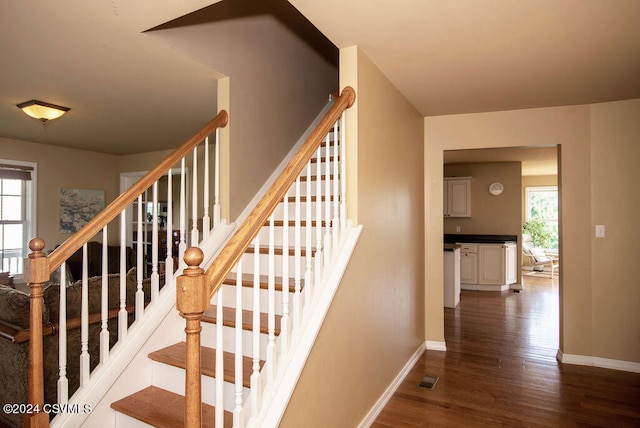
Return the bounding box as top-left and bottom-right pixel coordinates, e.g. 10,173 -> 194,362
111,385 -> 232,428
263,220 -> 328,227
246,245 -> 317,257
149,342 -> 261,387
299,174 -> 336,182
285,195 -> 334,203
223,272 -> 299,292
202,305 -> 282,335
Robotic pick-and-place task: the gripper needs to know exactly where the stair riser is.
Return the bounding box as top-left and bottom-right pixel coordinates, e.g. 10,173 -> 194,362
218,283 -> 288,315
289,179 -> 338,197
114,412 -> 154,427
151,361 -> 250,411
255,225 -> 320,248
200,321 -> 271,360
238,252 -> 316,278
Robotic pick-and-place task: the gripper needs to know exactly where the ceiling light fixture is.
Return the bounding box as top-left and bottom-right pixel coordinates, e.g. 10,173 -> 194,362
17,99 -> 70,122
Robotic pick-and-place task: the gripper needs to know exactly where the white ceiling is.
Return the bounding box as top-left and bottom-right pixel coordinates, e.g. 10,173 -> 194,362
2,0 -> 639,157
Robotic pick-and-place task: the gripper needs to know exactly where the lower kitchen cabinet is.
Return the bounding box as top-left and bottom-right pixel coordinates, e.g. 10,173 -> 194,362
458,242 -> 517,291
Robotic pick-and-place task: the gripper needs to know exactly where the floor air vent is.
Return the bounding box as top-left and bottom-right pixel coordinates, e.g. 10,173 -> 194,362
418,375 -> 439,390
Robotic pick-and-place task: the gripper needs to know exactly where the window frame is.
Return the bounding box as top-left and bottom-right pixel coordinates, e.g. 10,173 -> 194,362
0,159 -> 37,279
525,185 -> 558,251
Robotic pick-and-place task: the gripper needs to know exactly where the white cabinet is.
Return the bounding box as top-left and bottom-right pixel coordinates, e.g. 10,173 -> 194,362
458,242 -> 517,291
444,177 -> 471,217
459,244 -> 478,284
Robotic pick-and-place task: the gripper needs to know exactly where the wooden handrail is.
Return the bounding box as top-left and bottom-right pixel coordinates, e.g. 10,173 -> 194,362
47,110 -> 229,272
203,87 -> 355,298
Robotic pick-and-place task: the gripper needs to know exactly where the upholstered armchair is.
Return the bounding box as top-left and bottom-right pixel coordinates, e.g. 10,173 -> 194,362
522,233 -> 559,276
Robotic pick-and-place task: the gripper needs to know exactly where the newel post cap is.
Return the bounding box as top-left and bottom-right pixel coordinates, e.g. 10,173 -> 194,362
176,247 -> 209,314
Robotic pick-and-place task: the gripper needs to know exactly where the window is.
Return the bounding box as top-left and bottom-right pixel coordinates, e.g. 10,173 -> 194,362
0,161 -> 36,277
525,186 -> 558,250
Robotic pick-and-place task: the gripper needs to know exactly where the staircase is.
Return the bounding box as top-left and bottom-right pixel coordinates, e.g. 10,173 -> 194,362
22,88 -> 357,428
110,109 -> 350,426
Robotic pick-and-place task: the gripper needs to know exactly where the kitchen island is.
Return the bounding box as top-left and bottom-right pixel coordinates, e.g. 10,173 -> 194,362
444,234 -> 518,291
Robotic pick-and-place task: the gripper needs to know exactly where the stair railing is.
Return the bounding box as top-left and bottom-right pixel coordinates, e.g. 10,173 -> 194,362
23,110 -> 228,428
179,87 -> 355,427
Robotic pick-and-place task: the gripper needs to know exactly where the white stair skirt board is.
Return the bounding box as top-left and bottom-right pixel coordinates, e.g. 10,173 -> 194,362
249,224 -> 362,428
357,343 -> 426,428
556,350 -> 640,373
425,341 -> 447,352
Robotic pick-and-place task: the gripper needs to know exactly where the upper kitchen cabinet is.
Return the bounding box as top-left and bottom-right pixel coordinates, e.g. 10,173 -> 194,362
444,177 -> 471,217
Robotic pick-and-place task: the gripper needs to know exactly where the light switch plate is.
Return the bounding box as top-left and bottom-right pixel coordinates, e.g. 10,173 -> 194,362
595,225 -> 605,238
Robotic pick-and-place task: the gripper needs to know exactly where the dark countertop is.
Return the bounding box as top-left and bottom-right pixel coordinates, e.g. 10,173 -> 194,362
444,243 -> 461,251
444,234 -> 518,244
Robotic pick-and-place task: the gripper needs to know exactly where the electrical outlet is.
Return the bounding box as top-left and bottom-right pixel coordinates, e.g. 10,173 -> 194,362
456,226 -> 461,233
595,225 -> 605,238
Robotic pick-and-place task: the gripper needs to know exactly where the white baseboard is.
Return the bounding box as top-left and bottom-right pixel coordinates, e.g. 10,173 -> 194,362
357,342 -> 426,428
556,349 -> 640,373
425,340 -> 447,352
461,284 -> 510,291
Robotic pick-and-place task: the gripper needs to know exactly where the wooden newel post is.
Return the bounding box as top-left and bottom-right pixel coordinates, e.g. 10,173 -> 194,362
24,238 -> 50,428
177,247 -> 209,428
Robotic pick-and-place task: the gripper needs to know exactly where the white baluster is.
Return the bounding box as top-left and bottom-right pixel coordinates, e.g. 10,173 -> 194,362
57,262 -> 68,404
165,170 -> 174,281
251,233 -> 262,416
214,128 -> 221,227
315,146 -> 324,291
119,210 -> 128,340
202,136 -> 210,240
136,195 -> 144,320
304,162 -> 313,308
215,287 -> 224,428
80,243 -> 90,387
100,226 -> 109,363
293,177 -> 302,331
191,147 -> 199,246
324,132 -> 332,266
266,214 -> 276,382
179,158 -> 187,269
340,112 -> 348,236
234,258 -> 244,427
332,120 -> 340,251
151,181 -> 159,300
280,191 -> 290,355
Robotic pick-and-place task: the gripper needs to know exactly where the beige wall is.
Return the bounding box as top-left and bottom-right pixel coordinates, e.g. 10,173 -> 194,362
0,137 -> 119,252
444,162 -> 522,236
148,16 -> 338,219
426,98 -> 640,364
281,46 -> 425,427
590,99 -> 640,362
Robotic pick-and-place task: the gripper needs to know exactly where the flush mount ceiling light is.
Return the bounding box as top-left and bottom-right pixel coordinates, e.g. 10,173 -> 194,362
16,99 -> 70,122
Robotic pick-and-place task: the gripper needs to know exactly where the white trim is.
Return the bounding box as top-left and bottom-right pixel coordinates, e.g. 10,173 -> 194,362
425,341 -> 447,352
250,224 -> 362,428
357,342 -> 426,428
556,349 -> 640,373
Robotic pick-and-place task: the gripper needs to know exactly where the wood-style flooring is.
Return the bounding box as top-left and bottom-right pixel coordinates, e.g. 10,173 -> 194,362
373,276 -> 640,427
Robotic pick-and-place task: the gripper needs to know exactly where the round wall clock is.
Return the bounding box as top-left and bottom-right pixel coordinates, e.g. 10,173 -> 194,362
489,182 -> 504,196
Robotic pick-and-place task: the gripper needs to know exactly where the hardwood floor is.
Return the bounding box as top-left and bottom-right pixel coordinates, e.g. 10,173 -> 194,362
373,276 -> 640,427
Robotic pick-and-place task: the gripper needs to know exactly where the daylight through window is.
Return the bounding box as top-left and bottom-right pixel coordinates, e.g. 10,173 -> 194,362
0,161 -> 36,276
525,186 -> 558,250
